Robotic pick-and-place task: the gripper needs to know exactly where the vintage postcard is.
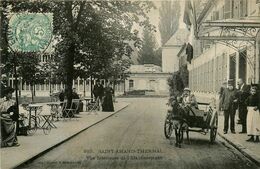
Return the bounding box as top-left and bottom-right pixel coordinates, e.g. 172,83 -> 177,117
1,0 -> 260,169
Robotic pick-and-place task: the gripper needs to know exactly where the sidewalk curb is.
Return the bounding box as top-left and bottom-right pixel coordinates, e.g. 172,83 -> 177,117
218,132 -> 260,167
13,103 -> 130,169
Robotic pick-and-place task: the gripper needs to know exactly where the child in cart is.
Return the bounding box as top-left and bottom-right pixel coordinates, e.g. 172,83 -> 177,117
245,85 -> 260,143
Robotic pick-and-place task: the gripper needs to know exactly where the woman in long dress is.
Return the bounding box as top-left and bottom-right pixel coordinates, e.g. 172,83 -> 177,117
0,87 -> 19,147
102,82 -> 114,112
245,85 -> 260,142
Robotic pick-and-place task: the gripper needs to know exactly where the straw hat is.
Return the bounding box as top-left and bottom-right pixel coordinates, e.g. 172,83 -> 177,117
184,87 -> 191,91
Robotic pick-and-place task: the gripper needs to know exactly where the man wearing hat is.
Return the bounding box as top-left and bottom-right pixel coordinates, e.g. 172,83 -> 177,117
237,78 -> 250,133
220,79 -> 238,134
182,87 -> 198,108
0,87 -> 19,147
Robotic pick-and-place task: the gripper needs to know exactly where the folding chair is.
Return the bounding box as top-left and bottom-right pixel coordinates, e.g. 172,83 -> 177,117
60,101 -> 67,119
63,99 -> 79,120
86,98 -> 100,115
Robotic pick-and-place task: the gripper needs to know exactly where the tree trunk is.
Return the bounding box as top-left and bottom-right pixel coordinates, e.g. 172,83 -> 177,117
123,80 -> 126,95
65,44 -> 75,107
90,76 -> 93,99
31,83 -> 34,102
33,84 -> 36,96
83,79 -> 86,97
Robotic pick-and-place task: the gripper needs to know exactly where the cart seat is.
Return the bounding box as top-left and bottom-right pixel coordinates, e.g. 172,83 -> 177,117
187,107 -> 209,128
190,107 -> 206,118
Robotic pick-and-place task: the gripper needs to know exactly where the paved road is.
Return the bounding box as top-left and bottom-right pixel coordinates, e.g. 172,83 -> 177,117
20,98 -> 259,169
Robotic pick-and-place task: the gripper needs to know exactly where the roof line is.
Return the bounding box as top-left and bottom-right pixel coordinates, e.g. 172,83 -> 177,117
177,43 -> 187,57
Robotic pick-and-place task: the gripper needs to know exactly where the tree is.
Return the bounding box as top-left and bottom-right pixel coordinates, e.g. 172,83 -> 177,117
159,1 -> 180,45
17,53 -> 45,102
155,47 -> 162,66
101,57 -> 131,87
1,1 -> 155,106
167,71 -> 184,97
179,65 -> 189,88
137,27 -> 161,66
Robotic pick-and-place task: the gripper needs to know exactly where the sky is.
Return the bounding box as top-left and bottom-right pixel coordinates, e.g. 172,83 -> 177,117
146,0 -> 186,47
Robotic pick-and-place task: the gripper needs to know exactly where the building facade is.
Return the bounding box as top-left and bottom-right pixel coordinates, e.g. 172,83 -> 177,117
4,59 -> 170,97
125,64 -> 171,95
182,0 -> 260,98
162,29 -> 189,73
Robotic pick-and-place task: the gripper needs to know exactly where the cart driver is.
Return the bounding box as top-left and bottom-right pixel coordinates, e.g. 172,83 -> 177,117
181,88 -> 198,108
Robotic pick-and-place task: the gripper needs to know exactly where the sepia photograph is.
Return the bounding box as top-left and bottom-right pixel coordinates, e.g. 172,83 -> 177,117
0,0 -> 260,168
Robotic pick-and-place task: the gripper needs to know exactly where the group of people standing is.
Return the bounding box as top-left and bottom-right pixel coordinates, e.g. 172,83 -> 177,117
219,78 -> 260,143
58,80 -> 114,114
93,80 -> 114,112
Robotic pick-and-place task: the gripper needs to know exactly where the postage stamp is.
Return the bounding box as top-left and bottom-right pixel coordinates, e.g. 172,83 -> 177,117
8,13 -> 53,52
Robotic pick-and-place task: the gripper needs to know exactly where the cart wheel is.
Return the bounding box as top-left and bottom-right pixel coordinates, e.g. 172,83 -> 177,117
43,125 -> 51,135
27,116 -> 40,135
210,113 -> 218,143
164,113 -> 173,139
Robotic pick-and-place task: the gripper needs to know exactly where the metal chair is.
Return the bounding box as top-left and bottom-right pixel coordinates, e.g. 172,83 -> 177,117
63,99 -> 80,120
86,98 -> 100,115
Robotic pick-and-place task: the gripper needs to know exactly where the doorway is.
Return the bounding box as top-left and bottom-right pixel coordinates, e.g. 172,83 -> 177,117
239,50 -> 247,82
229,54 -> 236,82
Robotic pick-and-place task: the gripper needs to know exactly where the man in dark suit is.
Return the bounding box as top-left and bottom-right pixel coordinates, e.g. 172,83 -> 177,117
220,79 -> 238,134
93,80 -> 104,109
93,80 -> 104,101
237,78 -> 250,133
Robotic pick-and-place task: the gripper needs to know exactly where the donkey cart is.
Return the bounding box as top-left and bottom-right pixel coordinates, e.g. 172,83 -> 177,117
164,101 -> 218,148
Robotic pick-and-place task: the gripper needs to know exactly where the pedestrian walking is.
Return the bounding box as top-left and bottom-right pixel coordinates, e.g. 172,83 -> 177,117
237,78 -> 250,133
92,80 -> 104,109
220,79 -> 238,134
245,85 -> 260,142
102,82 -> 114,112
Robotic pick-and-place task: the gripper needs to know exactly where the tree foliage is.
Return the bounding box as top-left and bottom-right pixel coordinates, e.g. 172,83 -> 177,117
179,65 -> 189,88
167,71 -> 184,97
168,65 -> 189,98
159,1 -> 180,45
137,27 -> 161,66
0,1 -> 155,104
